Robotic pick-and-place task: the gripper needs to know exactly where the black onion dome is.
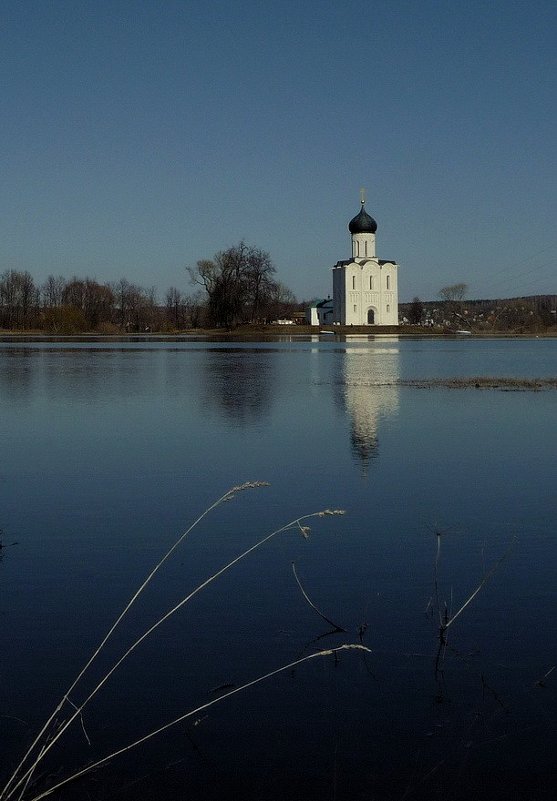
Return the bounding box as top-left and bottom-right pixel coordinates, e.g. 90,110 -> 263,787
348,204 -> 377,234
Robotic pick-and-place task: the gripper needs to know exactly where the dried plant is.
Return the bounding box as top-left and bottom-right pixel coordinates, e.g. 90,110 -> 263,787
430,530 -> 516,679
1,485 -> 359,801
27,645 -> 370,801
292,562 -> 346,632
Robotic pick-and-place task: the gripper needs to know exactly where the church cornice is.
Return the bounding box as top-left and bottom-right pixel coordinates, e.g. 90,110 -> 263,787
332,258 -> 397,269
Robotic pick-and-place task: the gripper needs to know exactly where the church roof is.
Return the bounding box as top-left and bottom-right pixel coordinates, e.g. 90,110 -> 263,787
332,258 -> 397,268
348,203 -> 377,234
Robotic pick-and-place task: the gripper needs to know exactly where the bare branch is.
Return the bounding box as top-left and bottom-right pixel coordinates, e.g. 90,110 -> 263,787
292,562 -> 346,632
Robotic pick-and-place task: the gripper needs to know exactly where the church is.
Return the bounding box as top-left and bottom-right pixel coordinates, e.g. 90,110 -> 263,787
332,195 -> 399,326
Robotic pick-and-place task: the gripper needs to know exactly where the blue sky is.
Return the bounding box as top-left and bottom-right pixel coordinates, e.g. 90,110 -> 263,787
2,0 -> 556,302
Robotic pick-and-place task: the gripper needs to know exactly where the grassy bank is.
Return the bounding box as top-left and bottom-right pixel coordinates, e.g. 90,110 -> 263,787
396,376 -> 557,390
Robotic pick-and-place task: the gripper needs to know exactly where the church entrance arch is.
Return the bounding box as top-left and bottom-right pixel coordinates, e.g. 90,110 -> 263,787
367,307 -> 376,325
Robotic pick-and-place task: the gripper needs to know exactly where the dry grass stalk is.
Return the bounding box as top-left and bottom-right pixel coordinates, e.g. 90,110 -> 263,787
2,489 -> 348,801
291,562 -> 346,632
442,542 -> 515,633
431,533 -> 516,681
27,645 -> 371,801
2,483 -> 269,801
426,520 -> 518,707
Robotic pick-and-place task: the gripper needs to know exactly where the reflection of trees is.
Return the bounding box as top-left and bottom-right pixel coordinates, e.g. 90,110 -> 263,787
40,347 -> 159,405
336,344 -> 400,470
0,349 -> 36,405
202,349 -> 275,424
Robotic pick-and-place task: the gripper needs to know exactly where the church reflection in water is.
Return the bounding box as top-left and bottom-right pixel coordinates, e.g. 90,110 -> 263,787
336,341 -> 400,469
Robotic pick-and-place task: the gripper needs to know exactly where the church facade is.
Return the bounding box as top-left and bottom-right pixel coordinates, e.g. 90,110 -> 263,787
332,199 -> 398,326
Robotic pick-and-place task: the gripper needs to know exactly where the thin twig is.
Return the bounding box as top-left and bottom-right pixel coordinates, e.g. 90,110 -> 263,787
434,530 -> 442,626
64,697 -> 91,747
15,745 -> 46,801
291,562 -> 346,632
443,541 -> 515,632
534,665 -> 556,688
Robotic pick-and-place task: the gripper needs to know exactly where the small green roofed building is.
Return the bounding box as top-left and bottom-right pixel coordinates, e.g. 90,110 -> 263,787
306,297 -> 334,326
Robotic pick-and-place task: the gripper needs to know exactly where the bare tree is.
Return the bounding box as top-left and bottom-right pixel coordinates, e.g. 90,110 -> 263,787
17,271 -> 37,327
111,278 -> 133,329
184,290 -> 205,328
263,281 -> 297,322
188,242 -> 283,327
165,286 -> 185,328
243,247 -> 275,322
0,270 -> 38,328
83,280 -> 114,328
188,247 -> 246,327
438,283 -> 468,326
41,275 -> 67,308
438,283 -> 468,302
62,277 -> 87,310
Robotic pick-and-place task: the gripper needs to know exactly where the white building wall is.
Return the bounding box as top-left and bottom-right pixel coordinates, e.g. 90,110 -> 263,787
351,233 -> 376,259
307,301 -> 334,325
377,262 -> 398,325
332,260 -> 398,325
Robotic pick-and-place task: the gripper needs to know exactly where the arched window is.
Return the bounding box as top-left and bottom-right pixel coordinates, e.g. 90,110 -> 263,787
352,276 -> 356,290
386,275 -> 391,290
364,240 -> 368,256
369,276 -> 373,290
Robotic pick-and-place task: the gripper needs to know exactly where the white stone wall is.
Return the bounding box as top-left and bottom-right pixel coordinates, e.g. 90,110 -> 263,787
333,259 -> 398,325
351,232 -> 376,259
307,302 -> 334,325
306,306 -> 319,325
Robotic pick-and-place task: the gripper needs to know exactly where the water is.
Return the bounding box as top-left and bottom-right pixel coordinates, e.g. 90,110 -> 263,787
0,336 -> 556,800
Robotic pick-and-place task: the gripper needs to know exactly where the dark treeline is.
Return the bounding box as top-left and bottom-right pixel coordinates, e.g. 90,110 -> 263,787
0,270 -> 185,332
0,243 -> 298,332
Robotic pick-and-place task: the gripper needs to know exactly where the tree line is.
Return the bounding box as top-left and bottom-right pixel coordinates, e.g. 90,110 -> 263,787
0,243 -> 297,332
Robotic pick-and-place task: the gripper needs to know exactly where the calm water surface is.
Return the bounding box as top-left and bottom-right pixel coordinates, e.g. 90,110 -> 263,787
0,336 -> 556,800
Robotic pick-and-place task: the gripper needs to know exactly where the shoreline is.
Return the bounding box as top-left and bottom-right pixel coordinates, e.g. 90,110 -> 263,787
1,325 -> 557,339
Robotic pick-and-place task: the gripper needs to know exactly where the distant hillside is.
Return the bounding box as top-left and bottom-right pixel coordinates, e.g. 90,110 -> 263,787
399,295 -> 557,332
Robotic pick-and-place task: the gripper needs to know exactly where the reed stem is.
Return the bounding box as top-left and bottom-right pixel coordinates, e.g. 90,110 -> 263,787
27,645 -> 370,801
1,483 -> 269,801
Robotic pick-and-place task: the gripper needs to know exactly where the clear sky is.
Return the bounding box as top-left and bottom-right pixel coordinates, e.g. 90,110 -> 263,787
2,0 -> 556,302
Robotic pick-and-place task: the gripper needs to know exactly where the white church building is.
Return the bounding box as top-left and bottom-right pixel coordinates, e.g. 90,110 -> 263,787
332,197 -> 399,326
